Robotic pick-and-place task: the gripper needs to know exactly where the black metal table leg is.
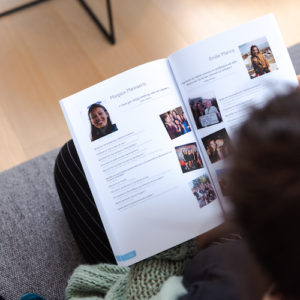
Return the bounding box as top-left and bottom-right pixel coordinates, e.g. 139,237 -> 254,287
77,0 -> 115,44
0,0 -> 51,18
0,0 -> 115,45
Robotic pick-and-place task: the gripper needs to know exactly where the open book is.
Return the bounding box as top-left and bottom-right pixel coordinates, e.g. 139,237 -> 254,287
60,14 -> 297,266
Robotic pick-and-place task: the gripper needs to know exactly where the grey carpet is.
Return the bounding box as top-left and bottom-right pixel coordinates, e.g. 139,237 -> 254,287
0,149 -> 84,300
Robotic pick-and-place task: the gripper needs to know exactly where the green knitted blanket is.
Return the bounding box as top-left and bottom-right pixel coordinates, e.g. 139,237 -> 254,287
66,240 -> 198,300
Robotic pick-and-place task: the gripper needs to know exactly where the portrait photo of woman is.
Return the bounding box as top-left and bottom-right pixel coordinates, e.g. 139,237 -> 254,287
88,103 -> 118,142
250,45 -> 271,76
238,37 -> 277,79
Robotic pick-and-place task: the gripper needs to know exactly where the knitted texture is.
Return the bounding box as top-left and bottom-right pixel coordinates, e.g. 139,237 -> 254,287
66,264 -> 129,300
66,239 -> 198,300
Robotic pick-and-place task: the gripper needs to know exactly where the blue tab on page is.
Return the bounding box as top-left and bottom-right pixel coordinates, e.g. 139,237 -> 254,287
116,250 -> 137,262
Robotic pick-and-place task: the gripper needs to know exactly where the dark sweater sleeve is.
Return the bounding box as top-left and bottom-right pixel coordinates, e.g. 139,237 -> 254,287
179,240 -> 269,300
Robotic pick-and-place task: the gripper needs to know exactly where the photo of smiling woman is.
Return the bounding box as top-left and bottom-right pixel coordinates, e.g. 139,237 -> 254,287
250,45 -> 271,76
239,37 -> 278,79
88,103 -> 118,142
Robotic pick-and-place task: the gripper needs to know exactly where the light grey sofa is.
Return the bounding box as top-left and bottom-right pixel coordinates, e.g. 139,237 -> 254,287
0,149 -> 84,300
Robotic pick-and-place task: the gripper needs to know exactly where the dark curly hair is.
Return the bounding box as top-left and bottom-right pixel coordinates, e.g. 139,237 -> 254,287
230,88 -> 300,298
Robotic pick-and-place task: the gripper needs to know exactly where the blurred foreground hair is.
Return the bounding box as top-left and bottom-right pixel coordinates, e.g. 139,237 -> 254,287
230,88 -> 300,299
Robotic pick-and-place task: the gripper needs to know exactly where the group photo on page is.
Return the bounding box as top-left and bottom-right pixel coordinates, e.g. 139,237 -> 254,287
188,92 -> 223,129
160,106 -> 192,139
188,173 -> 217,208
175,143 -> 203,173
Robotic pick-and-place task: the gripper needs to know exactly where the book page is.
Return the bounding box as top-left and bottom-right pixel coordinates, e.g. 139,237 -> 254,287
168,14 -> 298,211
60,59 -> 224,266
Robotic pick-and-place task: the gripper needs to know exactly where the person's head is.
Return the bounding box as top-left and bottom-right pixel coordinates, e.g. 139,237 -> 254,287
209,139 -> 217,151
203,99 -> 212,108
216,138 -> 224,148
251,45 -> 260,57
172,110 -> 178,118
88,103 -> 114,140
163,114 -> 172,124
230,88 -> 300,299
88,104 -> 109,129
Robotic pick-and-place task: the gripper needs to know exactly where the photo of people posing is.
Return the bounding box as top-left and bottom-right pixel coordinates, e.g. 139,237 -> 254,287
202,128 -> 230,164
160,107 -> 191,140
216,168 -> 229,196
189,174 -> 217,208
88,102 -> 118,142
189,93 -> 223,129
175,143 -> 203,173
239,37 -> 278,79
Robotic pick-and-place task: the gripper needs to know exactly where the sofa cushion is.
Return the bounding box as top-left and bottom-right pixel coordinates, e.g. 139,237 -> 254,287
0,149 -> 84,300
